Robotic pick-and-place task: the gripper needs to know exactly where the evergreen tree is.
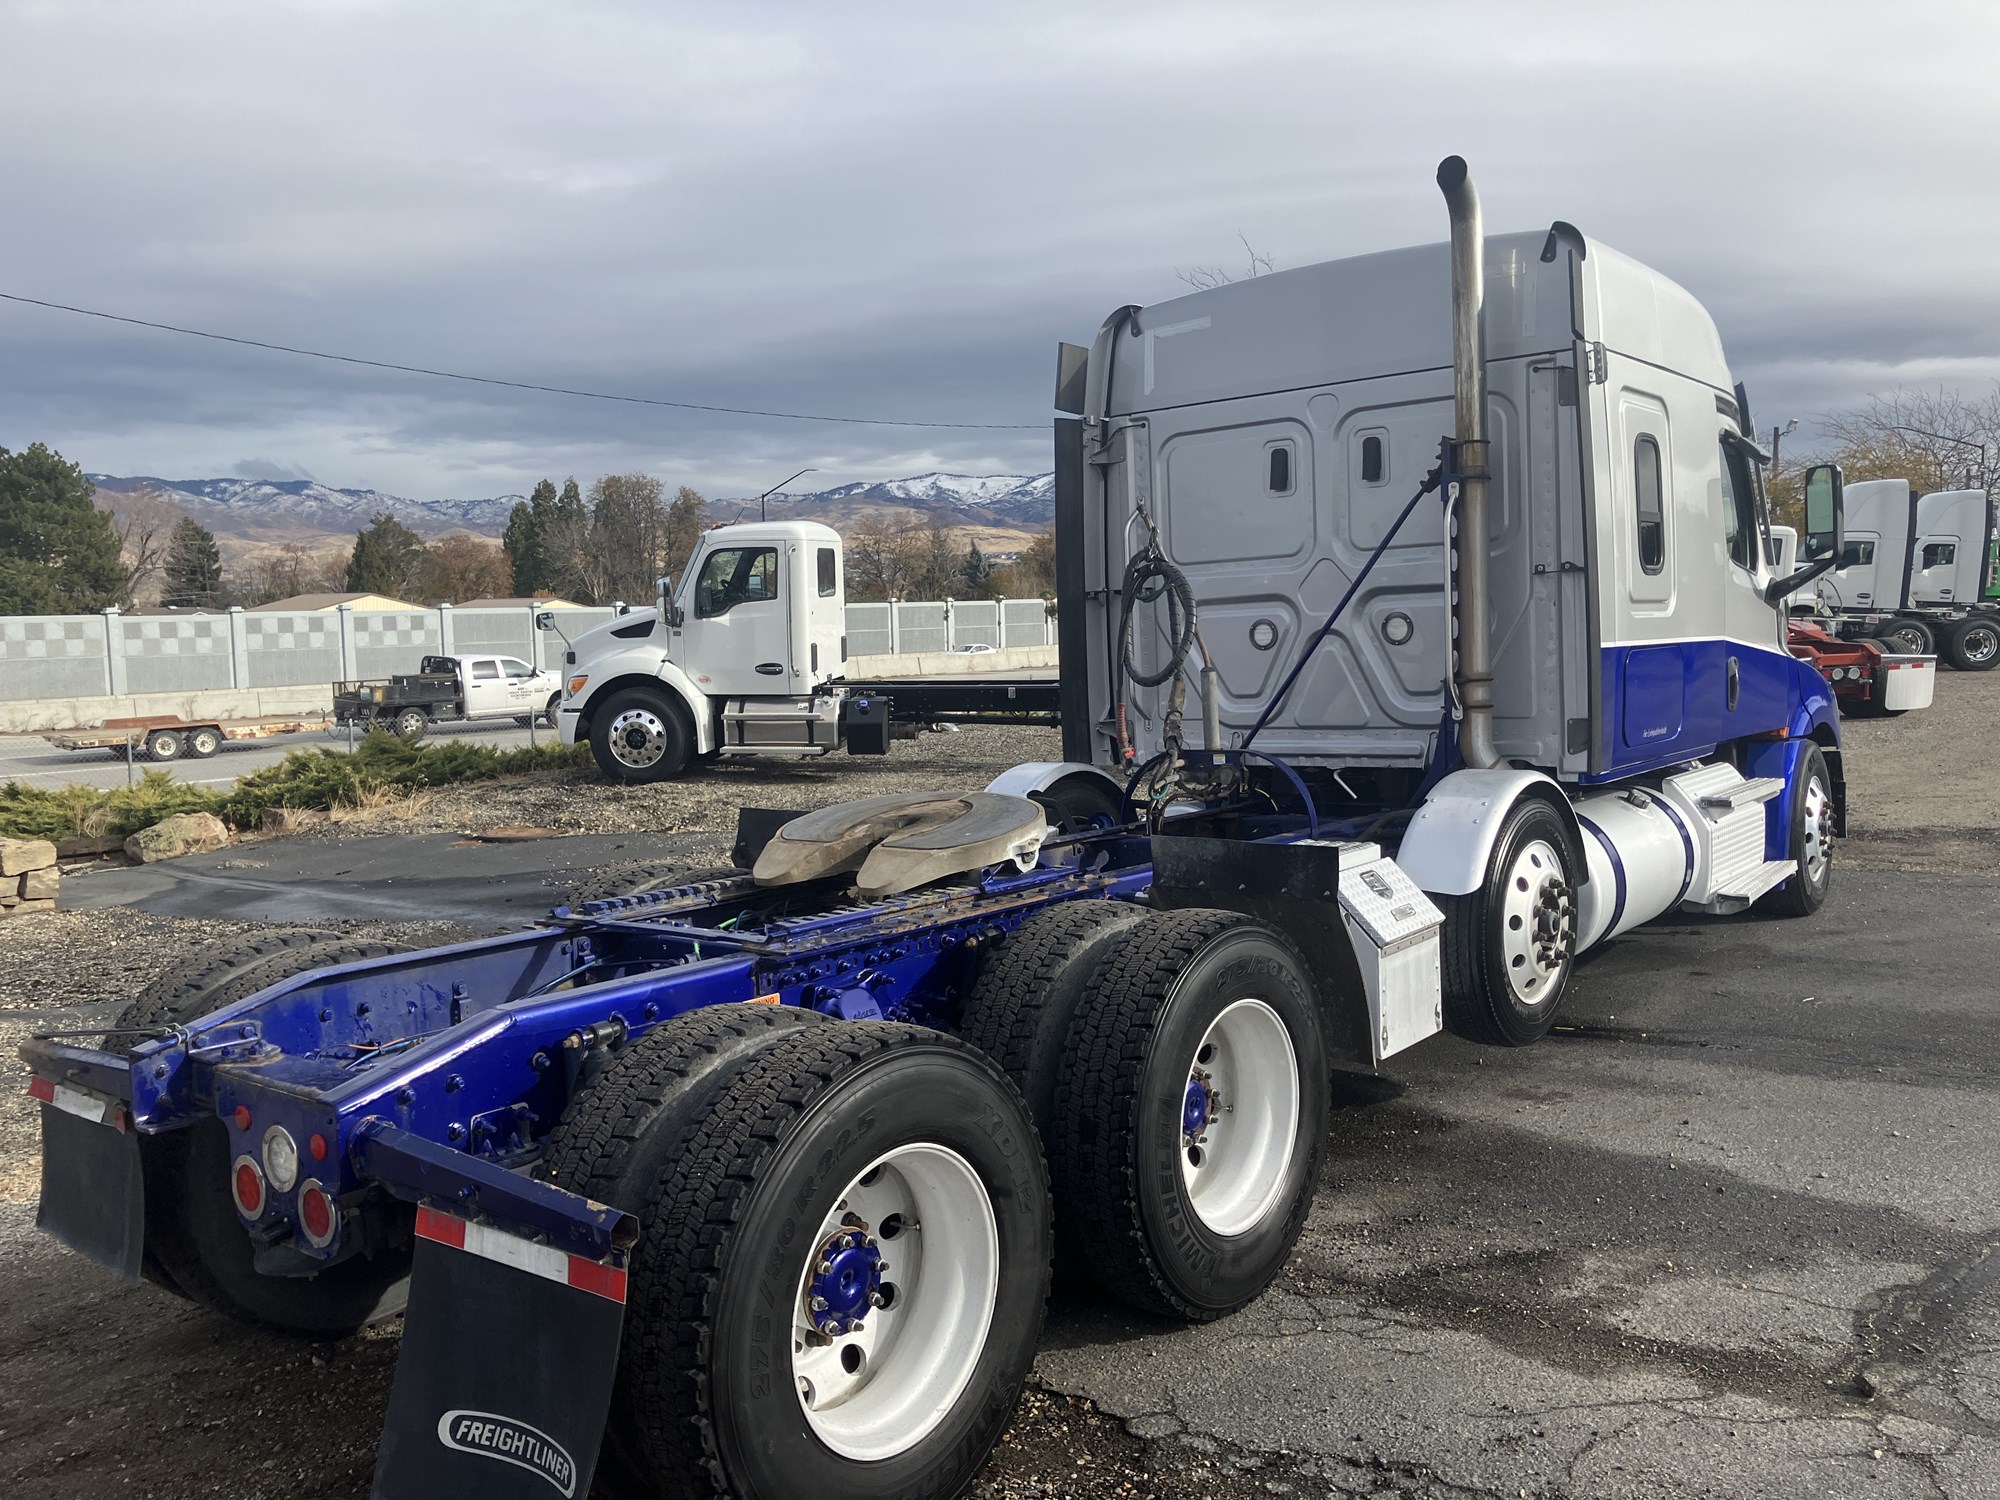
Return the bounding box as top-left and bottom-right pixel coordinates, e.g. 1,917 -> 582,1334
960,539 -> 993,596
0,442 -> 128,614
160,517 -> 224,608
345,511 -> 427,598
503,477 -> 558,594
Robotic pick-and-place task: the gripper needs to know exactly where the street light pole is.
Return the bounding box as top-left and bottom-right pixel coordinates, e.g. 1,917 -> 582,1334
760,467 -> 818,523
1770,418 -> 1798,473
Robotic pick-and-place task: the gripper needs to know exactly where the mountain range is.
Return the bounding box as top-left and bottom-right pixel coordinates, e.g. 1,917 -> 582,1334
86,470 -> 1057,555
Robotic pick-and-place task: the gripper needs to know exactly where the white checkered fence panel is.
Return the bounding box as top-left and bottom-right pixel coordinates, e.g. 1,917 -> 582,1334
0,616 -> 110,700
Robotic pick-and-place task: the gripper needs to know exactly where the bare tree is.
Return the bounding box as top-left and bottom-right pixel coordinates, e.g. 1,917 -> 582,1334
1819,384 -> 2000,496
95,484 -> 184,606
1176,233 -> 1275,292
589,474 -> 670,605
420,534 -> 515,603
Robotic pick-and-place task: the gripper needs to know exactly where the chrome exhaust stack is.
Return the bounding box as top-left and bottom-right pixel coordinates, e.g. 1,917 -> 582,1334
1437,155 -> 1500,771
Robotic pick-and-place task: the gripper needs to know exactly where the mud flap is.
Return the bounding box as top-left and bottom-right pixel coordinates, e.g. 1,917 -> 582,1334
36,1096 -> 144,1284
373,1206 -> 626,1500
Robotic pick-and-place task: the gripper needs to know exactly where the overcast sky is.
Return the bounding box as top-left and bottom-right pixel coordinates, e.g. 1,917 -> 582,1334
3,0 -> 1996,501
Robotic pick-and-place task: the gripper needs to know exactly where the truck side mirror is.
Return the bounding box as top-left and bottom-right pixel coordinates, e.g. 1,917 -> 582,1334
1802,464 -> 1844,561
657,575 -> 684,629
534,611 -> 555,631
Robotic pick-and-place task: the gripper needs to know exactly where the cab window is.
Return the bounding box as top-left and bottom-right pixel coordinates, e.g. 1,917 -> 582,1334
500,657 -> 535,679
1840,540 -> 1876,568
471,660 -> 500,681
1922,542 -> 1957,569
1718,437 -> 1759,571
695,547 -> 779,618
817,548 -> 837,598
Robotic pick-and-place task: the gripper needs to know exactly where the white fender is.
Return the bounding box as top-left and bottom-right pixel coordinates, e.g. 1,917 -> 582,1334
1394,767 -> 1583,897
983,760 -> 1123,801
572,647 -> 717,753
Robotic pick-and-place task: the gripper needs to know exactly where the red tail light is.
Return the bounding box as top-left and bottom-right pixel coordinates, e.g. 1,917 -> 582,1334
297,1181 -> 338,1248
231,1155 -> 266,1218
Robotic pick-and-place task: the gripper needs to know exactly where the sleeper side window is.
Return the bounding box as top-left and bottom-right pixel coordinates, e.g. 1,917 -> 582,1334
1840,540 -> 1875,568
1634,436 -> 1665,575
817,548 -> 838,597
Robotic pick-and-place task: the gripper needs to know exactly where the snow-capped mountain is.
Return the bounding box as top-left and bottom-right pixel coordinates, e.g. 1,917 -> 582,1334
85,469 -> 1057,549
87,474 -> 525,542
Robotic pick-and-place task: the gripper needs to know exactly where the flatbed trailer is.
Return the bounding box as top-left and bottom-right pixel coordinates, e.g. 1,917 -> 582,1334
840,675 -> 1061,727
42,713 -> 324,762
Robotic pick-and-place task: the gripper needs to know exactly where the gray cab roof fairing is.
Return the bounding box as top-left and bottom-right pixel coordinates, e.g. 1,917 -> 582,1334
1916,488 -> 1987,537
1097,229 -> 1732,417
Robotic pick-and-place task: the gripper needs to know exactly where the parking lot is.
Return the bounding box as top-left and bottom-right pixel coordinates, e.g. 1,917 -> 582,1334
2,677 -> 1996,1498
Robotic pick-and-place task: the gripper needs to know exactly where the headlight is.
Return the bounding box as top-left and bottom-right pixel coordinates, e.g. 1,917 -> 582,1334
567,675 -> 589,698
263,1125 -> 300,1193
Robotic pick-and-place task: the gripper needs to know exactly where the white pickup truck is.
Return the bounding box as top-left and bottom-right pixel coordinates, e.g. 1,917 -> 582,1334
332,653 -> 563,739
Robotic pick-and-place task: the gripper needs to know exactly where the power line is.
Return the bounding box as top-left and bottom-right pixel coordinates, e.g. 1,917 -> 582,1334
0,290 -> 1044,431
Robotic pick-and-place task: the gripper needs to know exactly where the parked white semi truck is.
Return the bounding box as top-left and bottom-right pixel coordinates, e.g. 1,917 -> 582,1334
1805,479 -> 1999,669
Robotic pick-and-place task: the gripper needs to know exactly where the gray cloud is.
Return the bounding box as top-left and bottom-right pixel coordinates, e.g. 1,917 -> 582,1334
3,1 -> 1997,496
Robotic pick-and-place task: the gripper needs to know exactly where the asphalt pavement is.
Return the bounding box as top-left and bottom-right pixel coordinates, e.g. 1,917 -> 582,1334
5,837 -> 1997,1498
0,718 -> 552,791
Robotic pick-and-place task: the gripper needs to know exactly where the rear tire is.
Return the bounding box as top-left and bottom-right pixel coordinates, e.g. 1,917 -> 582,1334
1757,742 -> 1833,918
619,1023 -> 1051,1498
1945,615 -> 2000,672
144,728 -> 183,761
116,933 -> 417,1335
959,901 -> 1144,1129
1050,909 -> 1329,1320
589,688 -> 692,783
1437,798 -> 1578,1047
1874,618 -> 1935,656
391,707 -> 428,740
184,726 -> 222,759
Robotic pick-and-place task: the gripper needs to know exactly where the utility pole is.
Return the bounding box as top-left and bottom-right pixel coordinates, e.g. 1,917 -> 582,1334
1770,418 -> 1797,474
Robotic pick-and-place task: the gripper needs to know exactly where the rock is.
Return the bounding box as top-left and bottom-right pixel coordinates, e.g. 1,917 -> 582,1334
2,898 -> 56,916
260,807 -> 329,834
124,812 -> 233,864
55,834 -> 126,858
19,867 -> 60,901
0,838 -> 58,876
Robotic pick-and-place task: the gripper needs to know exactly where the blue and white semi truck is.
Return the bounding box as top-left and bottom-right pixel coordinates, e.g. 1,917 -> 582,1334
22,159 -> 1850,1500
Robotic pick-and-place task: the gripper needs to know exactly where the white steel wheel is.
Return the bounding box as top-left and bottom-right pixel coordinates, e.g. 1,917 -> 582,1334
1800,773 -> 1832,886
1179,998 -> 1300,1237
1497,838 -> 1573,1005
790,1142 -> 999,1461
607,706 -> 669,769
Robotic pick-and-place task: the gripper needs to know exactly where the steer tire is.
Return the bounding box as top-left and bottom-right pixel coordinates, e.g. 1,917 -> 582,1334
117,934 -> 417,1335
1050,909 -> 1329,1321
589,688 -> 692,784
1436,798 -> 1578,1048
960,901 -> 1147,1130
619,1023 -> 1051,1498
1757,743 -> 1834,919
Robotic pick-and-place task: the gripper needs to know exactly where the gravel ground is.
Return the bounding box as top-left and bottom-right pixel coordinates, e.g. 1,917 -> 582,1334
1,685 -> 1994,1498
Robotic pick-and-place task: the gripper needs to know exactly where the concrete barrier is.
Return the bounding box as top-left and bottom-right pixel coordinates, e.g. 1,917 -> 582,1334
0,686 -> 334,735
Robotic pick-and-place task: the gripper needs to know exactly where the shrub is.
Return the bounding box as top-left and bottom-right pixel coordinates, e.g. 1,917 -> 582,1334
0,733 -> 588,842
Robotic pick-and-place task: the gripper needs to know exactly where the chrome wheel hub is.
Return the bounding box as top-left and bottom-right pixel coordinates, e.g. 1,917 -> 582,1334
1499,838 -> 1573,1006
607,708 -> 667,769
1801,773 -> 1832,886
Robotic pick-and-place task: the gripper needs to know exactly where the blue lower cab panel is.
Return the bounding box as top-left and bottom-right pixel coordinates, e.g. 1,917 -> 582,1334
1597,639 -> 1831,779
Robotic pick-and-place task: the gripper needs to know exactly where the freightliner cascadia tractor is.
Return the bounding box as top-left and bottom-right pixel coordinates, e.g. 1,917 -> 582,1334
23,159 -> 1848,1500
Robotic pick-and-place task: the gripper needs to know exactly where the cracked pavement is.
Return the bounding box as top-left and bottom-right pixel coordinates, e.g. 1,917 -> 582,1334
1035,867 -> 2000,1498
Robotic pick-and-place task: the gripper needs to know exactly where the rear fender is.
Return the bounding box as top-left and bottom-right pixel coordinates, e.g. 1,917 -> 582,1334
984,760 -> 1123,802
1395,768 -> 1586,897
